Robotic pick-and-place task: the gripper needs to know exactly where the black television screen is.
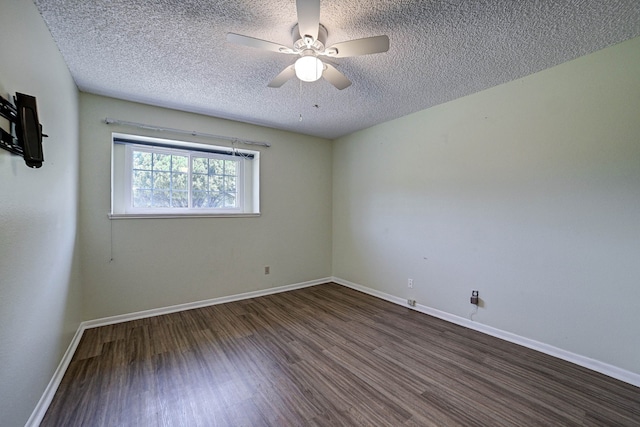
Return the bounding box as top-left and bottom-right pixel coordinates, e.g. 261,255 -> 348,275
14,93 -> 43,168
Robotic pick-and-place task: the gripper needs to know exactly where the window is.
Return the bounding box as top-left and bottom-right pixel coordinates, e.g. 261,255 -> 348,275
111,134 -> 260,217
128,146 -> 241,211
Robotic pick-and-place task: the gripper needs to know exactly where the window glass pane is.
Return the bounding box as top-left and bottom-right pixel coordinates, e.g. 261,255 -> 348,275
224,193 -> 236,208
225,160 -> 237,175
225,176 -> 237,192
192,174 -> 207,191
172,191 -> 188,207
173,172 -> 188,191
209,193 -> 223,208
152,190 -> 171,207
193,191 -> 208,208
133,171 -> 152,189
133,189 -> 152,208
133,151 -> 152,170
172,155 -> 188,173
192,157 -> 207,174
153,153 -> 171,171
210,175 -> 224,192
210,158 -> 224,175
153,171 -> 171,190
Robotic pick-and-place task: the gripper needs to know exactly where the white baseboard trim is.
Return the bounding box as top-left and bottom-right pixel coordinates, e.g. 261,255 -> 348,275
25,325 -> 85,427
83,277 -> 330,329
26,277 -> 330,426
331,276 -> 640,388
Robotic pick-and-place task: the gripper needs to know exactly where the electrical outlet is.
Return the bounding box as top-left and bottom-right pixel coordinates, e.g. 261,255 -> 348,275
264,266 -> 270,275
408,278 -> 413,288
470,290 -> 479,305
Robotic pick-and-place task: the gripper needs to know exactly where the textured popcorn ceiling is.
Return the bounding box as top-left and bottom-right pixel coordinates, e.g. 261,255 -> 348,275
33,0 -> 640,139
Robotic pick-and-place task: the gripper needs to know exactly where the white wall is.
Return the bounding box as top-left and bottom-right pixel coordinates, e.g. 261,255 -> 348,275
79,94 -> 333,319
0,1 -> 81,425
333,37 -> 640,374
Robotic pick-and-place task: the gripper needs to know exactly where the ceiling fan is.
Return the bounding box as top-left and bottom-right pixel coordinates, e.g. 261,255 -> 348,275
226,0 -> 390,90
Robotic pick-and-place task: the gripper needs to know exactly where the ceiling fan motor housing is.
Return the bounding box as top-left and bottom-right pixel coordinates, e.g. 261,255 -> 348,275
293,23 -> 328,53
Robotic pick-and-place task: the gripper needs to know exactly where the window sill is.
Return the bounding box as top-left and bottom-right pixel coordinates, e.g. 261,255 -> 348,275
108,213 -> 261,220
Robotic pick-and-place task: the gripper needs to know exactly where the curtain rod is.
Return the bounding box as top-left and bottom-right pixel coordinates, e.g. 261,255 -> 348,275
104,118 -> 271,148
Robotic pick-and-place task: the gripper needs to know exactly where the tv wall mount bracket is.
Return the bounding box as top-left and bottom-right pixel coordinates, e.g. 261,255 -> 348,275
0,93 -> 47,168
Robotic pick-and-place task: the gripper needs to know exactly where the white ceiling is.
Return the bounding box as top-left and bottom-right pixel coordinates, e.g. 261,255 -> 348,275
33,0 -> 640,139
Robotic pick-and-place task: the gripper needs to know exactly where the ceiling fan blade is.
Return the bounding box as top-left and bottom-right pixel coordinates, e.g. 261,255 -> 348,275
326,35 -> 390,58
296,0 -> 320,41
323,64 -> 351,90
226,33 -> 294,54
268,65 -> 296,88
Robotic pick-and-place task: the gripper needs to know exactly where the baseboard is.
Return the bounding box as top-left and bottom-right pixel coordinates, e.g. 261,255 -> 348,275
331,276 -> 640,388
83,277 -> 330,329
25,325 -> 86,427
26,277 -> 330,426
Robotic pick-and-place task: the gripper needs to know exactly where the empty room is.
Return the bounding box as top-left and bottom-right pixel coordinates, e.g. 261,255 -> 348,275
1,0 -> 639,425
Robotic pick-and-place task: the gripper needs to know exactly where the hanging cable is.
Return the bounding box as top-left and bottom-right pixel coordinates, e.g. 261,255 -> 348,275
109,219 -> 114,263
298,78 -> 304,122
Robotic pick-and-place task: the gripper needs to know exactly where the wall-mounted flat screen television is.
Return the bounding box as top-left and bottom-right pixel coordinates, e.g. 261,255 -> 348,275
14,93 -> 43,168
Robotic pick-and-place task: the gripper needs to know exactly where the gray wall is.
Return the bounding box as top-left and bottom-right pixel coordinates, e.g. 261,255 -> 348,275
79,94 -> 333,319
333,37 -> 640,374
0,1 -> 82,425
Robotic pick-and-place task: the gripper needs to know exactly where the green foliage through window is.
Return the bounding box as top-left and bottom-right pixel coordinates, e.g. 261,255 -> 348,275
130,147 -> 241,211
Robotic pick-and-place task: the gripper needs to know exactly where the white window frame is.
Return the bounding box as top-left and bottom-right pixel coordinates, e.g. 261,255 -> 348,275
110,133 -> 260,218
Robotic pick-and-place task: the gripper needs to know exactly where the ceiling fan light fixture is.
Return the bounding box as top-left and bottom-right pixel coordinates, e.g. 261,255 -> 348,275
294,56 -> 323,82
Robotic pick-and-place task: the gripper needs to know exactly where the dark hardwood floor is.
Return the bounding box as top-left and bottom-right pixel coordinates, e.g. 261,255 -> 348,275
41,283 -> 640,426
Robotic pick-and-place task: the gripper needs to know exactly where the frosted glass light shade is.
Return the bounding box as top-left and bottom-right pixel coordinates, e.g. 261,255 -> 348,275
295,56 -> 323,82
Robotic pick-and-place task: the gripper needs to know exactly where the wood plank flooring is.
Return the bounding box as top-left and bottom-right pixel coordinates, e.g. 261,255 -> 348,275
41,283 -> 640,426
